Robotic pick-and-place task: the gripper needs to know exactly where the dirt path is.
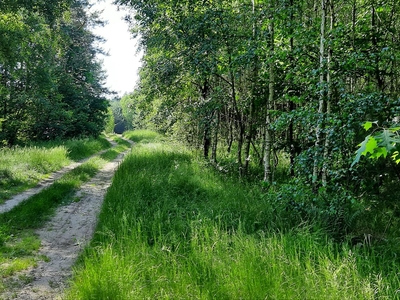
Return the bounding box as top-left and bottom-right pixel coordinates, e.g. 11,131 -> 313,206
0,139 -> 117,214
1,140 -> 132,300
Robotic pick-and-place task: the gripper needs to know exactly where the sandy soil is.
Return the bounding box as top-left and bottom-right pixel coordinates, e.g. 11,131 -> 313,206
1,141 -> 132,300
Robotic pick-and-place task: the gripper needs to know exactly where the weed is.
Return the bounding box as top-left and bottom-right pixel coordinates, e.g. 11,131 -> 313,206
18,274 -> 34,285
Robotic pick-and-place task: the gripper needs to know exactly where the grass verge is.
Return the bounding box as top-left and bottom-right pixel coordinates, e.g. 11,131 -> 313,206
0,137 -> 131,293
65,131 -> 399,299
0,136 -> 112,204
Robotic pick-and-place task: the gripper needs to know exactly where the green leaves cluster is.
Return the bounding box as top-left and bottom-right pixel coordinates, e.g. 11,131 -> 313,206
0,0 -> 109,145
352,122 -> 400,167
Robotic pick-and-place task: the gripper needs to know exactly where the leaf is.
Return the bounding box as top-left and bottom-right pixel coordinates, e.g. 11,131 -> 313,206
389,126 -> 400,132
363,121 -> 373,131
372,147 -> 388,159
391,151 -> 400,164
351,135 -> 371,167
375,129 -> 400,151
362,136 -> 378,155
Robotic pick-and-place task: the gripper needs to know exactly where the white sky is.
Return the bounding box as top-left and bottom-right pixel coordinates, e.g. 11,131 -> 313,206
90,0 -> 142,98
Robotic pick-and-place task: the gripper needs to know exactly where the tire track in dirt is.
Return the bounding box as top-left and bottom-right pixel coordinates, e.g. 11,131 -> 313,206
1,139 -> 133,300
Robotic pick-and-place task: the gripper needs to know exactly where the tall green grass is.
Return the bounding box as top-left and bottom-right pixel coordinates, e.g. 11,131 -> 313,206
123,129 -> 163,143
34,135 -> 111,161
0,146 -> 70,202
66,134 -> 399,299
0,136 -> 111,203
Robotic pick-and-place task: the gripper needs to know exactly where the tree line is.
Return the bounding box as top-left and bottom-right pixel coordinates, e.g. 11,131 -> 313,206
117,0 -> 400,195
0,0 -> 109,146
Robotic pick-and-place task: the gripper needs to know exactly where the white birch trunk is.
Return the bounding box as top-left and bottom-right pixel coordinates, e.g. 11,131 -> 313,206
312,0 -> 326,187
321,0 -> 334,186
263,0 -> 274,183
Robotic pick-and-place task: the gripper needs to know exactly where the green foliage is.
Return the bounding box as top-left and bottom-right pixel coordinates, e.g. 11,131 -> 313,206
104,108 -> 115,134
114,0 -> 400,205
120,91 -> 149,130
0,0 -> 109,146
352,122 -> 400,167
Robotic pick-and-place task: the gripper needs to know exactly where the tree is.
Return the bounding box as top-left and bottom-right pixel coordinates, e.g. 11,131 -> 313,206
117,0 -> 400,197
0,0 -> 109,145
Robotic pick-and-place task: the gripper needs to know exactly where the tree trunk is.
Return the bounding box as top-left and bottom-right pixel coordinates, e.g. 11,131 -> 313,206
237,120 -> 245,175
203,119 -> 212,159
321,0 -> 335,186
244,0 -> 259,174
228,108 -> 234,153
371,5 -> 384,91
350,0 -> 356,93
228,54 -> 244,173
263,0 -> 274,184
288,0 -> 295,177
312,0 -> 327,189
201,80 -> 212,159
211,109 -> 219,163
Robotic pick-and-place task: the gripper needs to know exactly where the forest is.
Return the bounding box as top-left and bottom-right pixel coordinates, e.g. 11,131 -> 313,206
2,0 -> 400,297
0,0 -> 109,145
1,0 -> 400,251
113,0 -> 400,238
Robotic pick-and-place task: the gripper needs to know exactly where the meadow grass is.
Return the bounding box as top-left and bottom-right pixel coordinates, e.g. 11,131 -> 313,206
0,136 -> 111,203
27,135 -> 111,161
65,132 -> 399,299
123,129 -> 163,143
61,135 -> 111,161
0,137 -> 131,292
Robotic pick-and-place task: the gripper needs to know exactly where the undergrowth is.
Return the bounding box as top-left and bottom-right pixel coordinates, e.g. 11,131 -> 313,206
65,131 -> 399,299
